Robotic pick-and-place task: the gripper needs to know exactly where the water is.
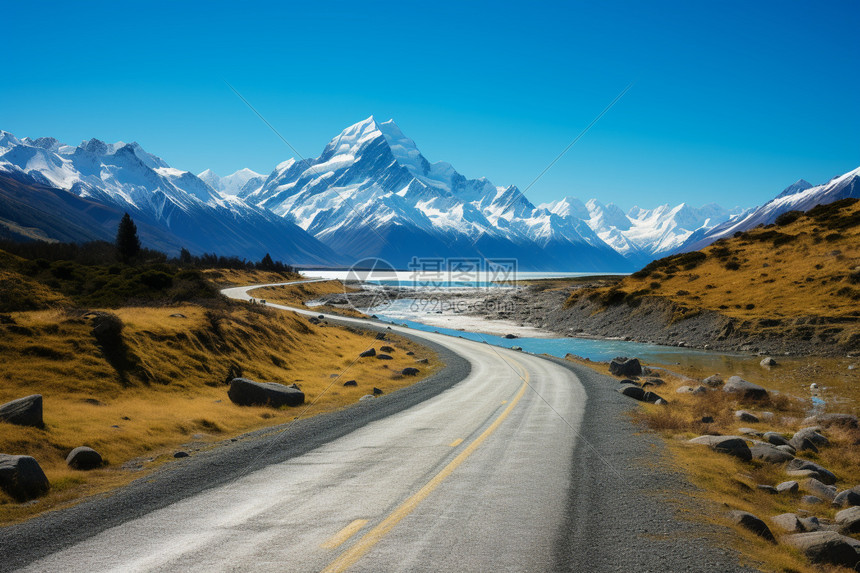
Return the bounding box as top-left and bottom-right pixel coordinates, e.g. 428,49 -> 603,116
302,270 -> 626,288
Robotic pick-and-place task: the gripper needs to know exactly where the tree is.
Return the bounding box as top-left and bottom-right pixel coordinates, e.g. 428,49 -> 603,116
179,247 -> 192,265
116,213 -> 141,263
258,253 -> 276,271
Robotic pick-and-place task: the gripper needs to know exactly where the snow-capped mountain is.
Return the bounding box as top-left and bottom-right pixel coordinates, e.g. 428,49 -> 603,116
0,130 -> 341,265
242,117 -> 631,270
679,167 -> 860,252
198,168 -> 265,197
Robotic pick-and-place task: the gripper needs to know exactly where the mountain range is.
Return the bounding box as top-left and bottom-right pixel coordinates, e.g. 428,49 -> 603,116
0,118 -> 857,270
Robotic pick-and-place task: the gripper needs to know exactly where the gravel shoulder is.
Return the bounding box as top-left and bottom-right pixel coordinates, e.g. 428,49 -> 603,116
0,323 -> 469,573
551,358 -> 757,572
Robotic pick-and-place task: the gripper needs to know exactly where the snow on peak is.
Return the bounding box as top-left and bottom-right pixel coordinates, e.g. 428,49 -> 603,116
198,167 -> 264,197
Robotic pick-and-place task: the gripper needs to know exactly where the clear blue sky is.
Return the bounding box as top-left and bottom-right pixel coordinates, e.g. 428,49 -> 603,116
2,1 -> 858,210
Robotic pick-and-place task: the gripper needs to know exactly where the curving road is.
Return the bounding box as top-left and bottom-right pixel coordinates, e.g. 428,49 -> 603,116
6,281 -> 750,572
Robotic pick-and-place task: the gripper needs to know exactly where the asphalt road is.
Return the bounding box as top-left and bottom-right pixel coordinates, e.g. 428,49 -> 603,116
3,281 -> 751,572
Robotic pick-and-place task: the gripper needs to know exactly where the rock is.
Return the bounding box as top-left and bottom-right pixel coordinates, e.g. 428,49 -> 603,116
792,428 -> 829,448
375,332 -> 386,340
359,348 -> 376,358
772,513 -> 804,532
688,435 -> 752,461
787,458 -> 837,485
376,354 -> 393,360
511,346 -> 523,351
617,385 -> 666,404
801,413 -> 858,429
504,334 -> 517,339
757,484 -> 778,494
676,385 -> 707,395
738,427 -> 762,437
835,506 -> 860,534
0,395 -> 43,428
803,478 -> 837,501
760,357 -> 777,367
676,385 -> 694,394
401,367 -> 420,376
702,374 -> 723,387
0,454 -> 50,501
609,357 -> 642,377
169,313 -> 186,318
406,351 -> 414,356
776,480 -> 799,494
415,358 -> 429,364
801,495 -> 824,505
227,378 -> 305,408
789,436 -> 819,453
776,445 -> 797,455
700,416 -> 715,423
727,510 -> 775,541
833,486 -> 860,508
372,387 -> 383,395
763,432 -> 792,448
173,451 -> 189,458
735,410 -> 760,423
66,447 -> 103,470
359,395 -> 375,401
783,531 -> 860,568
799,516 -> 822,532
723,376 -> 768,400
749,444 -> 794,464
379,345 -> 395,353
343,380 -> 358,387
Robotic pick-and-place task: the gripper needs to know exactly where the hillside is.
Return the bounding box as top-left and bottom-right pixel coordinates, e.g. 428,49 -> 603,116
563,198 -> 860,355
0,254 -> 438,523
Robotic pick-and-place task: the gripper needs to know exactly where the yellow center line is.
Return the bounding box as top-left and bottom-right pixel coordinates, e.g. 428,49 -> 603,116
320,358 -> 530,573
448,438 -> 463,447
501,400 -> 508,404
321,520 -> 370,549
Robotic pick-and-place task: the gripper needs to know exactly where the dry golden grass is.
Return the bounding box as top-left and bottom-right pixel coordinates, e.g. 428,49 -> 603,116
0,302 -> 439,523
567,200 -> 860,347
201,268 -> 302,287
249,280 -> 366,318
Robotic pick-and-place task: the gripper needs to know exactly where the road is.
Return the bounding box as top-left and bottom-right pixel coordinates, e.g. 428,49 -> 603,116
7,281 -> 750,572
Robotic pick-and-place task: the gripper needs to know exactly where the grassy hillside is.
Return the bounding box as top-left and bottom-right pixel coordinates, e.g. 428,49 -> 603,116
0,253 -> 438,523
567,198 -> 860,351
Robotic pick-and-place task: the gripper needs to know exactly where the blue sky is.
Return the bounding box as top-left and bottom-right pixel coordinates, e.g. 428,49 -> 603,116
2,1 -> 858,210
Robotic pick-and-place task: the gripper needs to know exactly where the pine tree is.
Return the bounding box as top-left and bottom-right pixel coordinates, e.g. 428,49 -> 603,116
258,253 -> 275,271
116,213 -> 141,263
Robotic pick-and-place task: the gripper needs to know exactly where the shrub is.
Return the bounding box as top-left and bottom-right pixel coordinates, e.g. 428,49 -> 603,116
725,261 -> 741,271
774,210 -> 802,226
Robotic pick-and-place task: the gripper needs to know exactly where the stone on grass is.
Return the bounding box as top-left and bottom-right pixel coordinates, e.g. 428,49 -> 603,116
415,358 -> 429,364
0,395 -> 43,428
0,454 -> 49,501
792,428 -> 829,448
771,513 -> 804,532
757,484 -> 778,494
66,446 -> 103,470
609,357 -> 642,377
727,510 -> 775,541
787,459 -> 837,485
832,486 -> 860,508
700,416 -> 714,423
376,354 -> 393,360
776,480 -> 799,494
379,345 -> 395,353
372,387 -> 383,395
763,432 -> 792,448
227,378 -> 305,408
723,376 -> 769,400
801,413 -> 858,429
401,367 -> 420,376
803,478 -> 837,502
776,445 -> 797,455
343,380 -> 357,387
702,374 -> 723,387
173,451 -> 189,458
790,436 -> 819,453
749,444 -> 794,464
783,531 -> 860,569
735,410 -> 760,423
617,384 -> 666,404
359,348 -> 376,358
688,435 -> 752,461
799,516 -> 822,532
801,495 -> 824,505
835,506 -> 860,534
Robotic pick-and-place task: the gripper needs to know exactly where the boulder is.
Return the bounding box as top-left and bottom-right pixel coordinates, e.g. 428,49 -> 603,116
783,531 -> 860,568
771,513 -> 804,532
372,387 -> 383,395
757,485 -> 778,494
227,378 -> 304,408
727,510 -> 775,541
617,385 -> 666,404
789,436 -> 819,453
776,480 -> 799,494
0,395 -> 43,428
359,348 -> 376,358
700,416 -> 715,423
343,380 -> 358,387
776,445 -> 797,455
723,376 -> 768,400
738,427 -> 763,437
798,516 -> 822,532
173,451 -> 189,458
835,506 -> 860,534
803,478 -> 837,502
760,357 -> 777,367
792,428 -> 829,448
801,495 -> 824,505
379,345 -> 395,353
763,432 -> 792,448
833,486 -> 860,508
504,334 -> 517,339
735,410 -> 760,423
801,413 -> 858,429
688,435 -> 752,461
609,357 -> 642,377
702,374 -> 723,387
401,367 -> 420,376
787,458 -> 837,485
676,385 -> 694,394
749,444 -> 794,464
415,358 -> 429,364
0,454 -> 50,501
66,446 -> 103,470
376,354 -> 393,360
